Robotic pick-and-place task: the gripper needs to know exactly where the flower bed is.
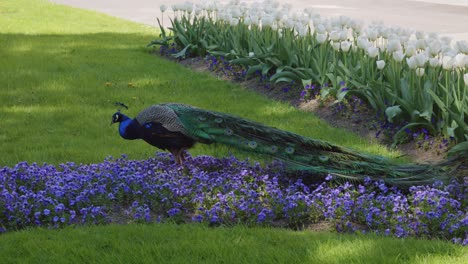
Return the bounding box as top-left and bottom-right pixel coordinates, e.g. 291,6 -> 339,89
1,154 -> 466,245
151,0 -> 468,144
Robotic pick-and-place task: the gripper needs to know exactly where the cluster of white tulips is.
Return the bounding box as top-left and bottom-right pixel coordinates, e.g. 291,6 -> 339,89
160,0 -> 467,74
156,0 -> 467,142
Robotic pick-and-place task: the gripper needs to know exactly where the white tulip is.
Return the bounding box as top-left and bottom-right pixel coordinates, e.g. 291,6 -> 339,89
329,30 -> 341,41
186,3 -> 193,13
405,45 -> 416,57
230,18 -> 239,26
406,56 -> 418,69
416,68 -> 425,77
367,46 -> 379,58
339,16 -> 350,27
297,25 -> 308,37
284,18 -> 294,29
316,33 -> 327,44
160,4 -> 167,13
274,11 -> 283,21
416,39 -> 426,50
442,56 -> 454,70
262,15 -> 274,27
427,40 -> 441,56
454,53 -> 467,68
244,16 -> 253,26
249,52 -> 255,57
415,31 -> 425,39
464,73 -> 468,86
393,50 -> 405,62
414,53 -> 428,67
455,40 -> 468,53
341,41 -> 351,52
387,38 -> 402,52
332,42 -> 341,51
315,23 -> 326,34
340,29 -> 348,41
357,36 -> 370,50
367,29 -> 378,41
376,60 -> 386,70
429,57 -> 441,68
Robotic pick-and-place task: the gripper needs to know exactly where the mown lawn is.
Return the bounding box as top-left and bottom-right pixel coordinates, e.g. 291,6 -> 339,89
1,224 -> 467,264
0,0 -> 465,262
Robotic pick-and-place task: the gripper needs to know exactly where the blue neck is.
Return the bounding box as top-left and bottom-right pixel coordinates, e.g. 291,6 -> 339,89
119,115 -> 142,140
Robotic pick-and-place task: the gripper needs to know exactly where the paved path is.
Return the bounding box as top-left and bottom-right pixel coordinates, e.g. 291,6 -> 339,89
49,0 -> 468,41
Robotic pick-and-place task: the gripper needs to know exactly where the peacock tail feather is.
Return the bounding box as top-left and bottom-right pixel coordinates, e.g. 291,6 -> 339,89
158,103 -> 466,187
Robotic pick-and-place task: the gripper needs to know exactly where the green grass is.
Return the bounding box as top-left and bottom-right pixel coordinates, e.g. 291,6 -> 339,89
0,224 -> 466,264
0,0 -> 402,167
0,0 -> 464,262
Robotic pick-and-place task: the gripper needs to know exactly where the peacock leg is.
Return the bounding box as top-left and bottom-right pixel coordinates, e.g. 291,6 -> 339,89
179,149 -> 186,164
170,148 -> 185,165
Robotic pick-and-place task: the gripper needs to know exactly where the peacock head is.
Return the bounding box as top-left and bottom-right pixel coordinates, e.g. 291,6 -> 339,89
111,102 -> 129,125
111,112 -> 124,124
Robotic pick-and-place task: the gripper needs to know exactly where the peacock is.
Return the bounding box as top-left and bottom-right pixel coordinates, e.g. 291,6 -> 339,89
111,103 -> 467,187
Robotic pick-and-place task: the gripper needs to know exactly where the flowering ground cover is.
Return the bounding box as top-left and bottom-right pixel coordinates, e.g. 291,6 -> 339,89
1,153 -> 466,245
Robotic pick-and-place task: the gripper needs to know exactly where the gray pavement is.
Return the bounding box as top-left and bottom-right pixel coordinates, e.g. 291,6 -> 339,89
49,0 -> 468,41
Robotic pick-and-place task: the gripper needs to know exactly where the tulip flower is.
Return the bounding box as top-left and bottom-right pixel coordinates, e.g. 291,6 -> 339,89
414,53 -> 428,67
332,42 -> 341,51
406,56 -> 418,69
367,46 -> 379,58
392,50 -> 405,62
330,30 -> 341,41
387,38 -> 402,52
416,67 -> 425,77
316,33 -> 327,44
464,73 -> 468,86
341,41 -> 351,52
376,60 -> 386,70
405,45 -> 416,57
442,56 -> 454,70
429,57 -> 441,68
160,4 -> 167,13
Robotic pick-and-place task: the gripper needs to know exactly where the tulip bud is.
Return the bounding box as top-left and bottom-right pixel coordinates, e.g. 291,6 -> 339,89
249,52 -> 255,57
376,60 -> 386,70
160,4 -> 167,13
416,68 -> 425,77
464,73 -> 468,86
